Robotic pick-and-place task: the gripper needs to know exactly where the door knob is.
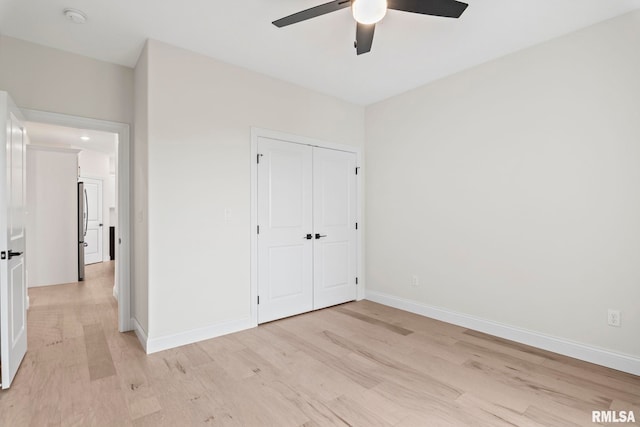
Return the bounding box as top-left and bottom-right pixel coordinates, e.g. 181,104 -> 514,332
303,234 -> 313,240
8,250 -> 23,259
315,233 -> 327,239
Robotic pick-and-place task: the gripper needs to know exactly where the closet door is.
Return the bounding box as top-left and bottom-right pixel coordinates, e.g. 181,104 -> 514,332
312,147 -> 357,310
257,138 -> 313,323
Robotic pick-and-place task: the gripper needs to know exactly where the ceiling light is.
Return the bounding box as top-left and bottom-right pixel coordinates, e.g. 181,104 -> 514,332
63,8 -> 87,24
80,136 -> 90,141
352,0 -> 387,25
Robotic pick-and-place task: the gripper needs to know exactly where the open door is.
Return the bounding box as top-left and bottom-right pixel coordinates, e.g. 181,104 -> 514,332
0,92 -> 28,389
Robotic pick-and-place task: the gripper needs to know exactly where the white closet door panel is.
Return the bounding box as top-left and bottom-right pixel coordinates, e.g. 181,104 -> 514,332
257,138 -> 313,323
313,147 -> 357,310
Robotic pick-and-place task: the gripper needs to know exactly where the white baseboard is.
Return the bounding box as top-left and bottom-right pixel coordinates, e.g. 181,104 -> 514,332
28,281 -> 74,288
26,295 -> 30,310
112,285 -> 118,301
366,290 -> 640,376
145,317 -> 254,354
132,318 -> 148,353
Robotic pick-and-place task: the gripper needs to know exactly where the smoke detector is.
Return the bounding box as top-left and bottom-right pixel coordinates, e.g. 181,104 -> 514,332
63,8 -> 87,24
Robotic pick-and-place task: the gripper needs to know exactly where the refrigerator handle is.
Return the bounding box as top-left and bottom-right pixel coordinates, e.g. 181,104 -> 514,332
84,188 -> 89,236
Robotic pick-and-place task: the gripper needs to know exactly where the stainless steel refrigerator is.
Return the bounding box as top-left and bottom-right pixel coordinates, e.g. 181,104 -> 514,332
78,182 -> 87,281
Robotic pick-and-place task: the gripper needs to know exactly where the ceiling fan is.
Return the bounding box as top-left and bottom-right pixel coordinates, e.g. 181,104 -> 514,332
272,0 -> 469,55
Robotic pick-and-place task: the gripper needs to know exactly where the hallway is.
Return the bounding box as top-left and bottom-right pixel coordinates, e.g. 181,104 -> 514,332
0,262 -> 143,425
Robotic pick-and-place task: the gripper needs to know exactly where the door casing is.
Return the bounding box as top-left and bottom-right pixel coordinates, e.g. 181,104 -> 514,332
22,109 -> 132,333
250,127 -> 363,327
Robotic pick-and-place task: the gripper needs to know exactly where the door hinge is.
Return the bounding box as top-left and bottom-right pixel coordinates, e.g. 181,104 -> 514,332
257,296 -> 260,305
257,225 -> 260,234
257,153 -> 263,164
355,167 -> 360,175
355,277 -> 359,285
355,222 -> 358,230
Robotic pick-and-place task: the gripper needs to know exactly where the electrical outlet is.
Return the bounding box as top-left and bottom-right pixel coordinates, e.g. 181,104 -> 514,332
608,309 -> 621,327
411,275 -> 419,288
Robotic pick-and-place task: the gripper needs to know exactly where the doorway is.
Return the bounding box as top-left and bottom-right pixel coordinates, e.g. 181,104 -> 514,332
24,122 -> 120,304
79,177 -> 105,266
22,109 -> 131,333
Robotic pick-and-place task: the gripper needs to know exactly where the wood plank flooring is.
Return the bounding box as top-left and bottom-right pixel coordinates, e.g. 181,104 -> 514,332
1,262 -> 638,426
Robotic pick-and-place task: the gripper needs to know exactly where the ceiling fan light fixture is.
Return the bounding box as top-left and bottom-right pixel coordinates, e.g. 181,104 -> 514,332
272,0 -> 467,55
352,0 -> 387,25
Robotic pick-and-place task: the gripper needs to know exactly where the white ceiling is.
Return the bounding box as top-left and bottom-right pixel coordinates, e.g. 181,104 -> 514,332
25,121 -> 117,156
1,0 -> 639,105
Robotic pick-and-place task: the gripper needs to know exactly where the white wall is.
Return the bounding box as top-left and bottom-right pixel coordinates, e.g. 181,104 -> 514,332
0,36 -> 133,124
26,146 -> 79,287
133,42 -> 149,334
78,150 -> 112,262
140,40 -> 364,345
365,11 -> 640,360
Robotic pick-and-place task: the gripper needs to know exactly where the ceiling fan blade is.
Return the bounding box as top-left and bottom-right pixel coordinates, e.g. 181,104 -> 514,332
355,23 -> 375,55
387,0 -> 468,18
273,0 -> 352,27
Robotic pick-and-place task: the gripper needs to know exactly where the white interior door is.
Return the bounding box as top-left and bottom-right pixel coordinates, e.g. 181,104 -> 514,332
80,177 -> 103,265
0,93 -> 28,389
313,148 -> 357,309
257,137 -> 313,323
256,135 -> 358,324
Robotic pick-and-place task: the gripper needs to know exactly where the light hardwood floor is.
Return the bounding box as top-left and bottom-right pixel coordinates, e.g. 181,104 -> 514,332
1,262 -> 638,426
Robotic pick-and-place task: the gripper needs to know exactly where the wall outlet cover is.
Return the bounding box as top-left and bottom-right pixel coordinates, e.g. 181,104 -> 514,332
411,275 -> 419,288
608,309 -> 621,327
